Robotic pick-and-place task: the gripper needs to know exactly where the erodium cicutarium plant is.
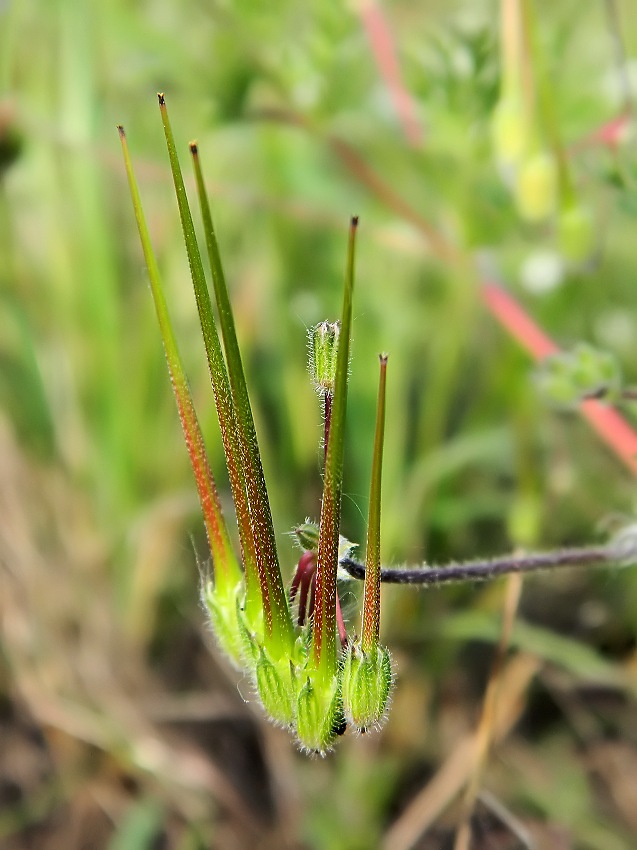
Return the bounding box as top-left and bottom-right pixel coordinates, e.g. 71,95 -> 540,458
119,95 -> 637,755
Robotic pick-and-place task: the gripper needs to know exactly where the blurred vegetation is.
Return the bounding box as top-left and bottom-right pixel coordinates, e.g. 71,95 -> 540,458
2,0 -> 637,847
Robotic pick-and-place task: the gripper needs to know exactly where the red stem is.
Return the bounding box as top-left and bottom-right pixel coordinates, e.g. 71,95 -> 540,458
482,283 -> 637,476
357,1 -> 424,147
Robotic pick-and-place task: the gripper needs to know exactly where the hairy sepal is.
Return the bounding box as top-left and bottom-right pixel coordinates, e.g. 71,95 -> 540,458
203,579 -> 245,668
342,643 -> 393,732
255,647 -> 296,727
295,672 -> 344,755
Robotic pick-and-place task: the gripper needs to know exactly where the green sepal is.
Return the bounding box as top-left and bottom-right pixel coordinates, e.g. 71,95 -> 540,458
255,647 -> 296,727
295,672 -> 344,755
233,593 -> 263,670
203,579 -> 245,669
342,643 -> 393,732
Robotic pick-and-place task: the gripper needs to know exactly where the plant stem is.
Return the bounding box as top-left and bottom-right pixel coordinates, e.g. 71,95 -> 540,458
323,391 -> 332,467
340,542 -> 635,586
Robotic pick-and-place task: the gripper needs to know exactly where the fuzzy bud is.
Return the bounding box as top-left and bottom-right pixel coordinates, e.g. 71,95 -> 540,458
294,520 -> 320,552
293,520 -> 357,573
341,644 -> 393,732
309,321 -> 340,394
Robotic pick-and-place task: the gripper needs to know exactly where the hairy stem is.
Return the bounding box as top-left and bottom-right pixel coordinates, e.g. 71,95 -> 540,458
340,542 -> 635,586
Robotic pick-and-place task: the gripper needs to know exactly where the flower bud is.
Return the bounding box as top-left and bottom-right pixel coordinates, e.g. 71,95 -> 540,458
341,644 -> 393,732
293,520 -> 357,577
514,152 -> 557,222
294,519 -> 320,552
255,647 -> 296,726
295,674 -> 343,754
309,321 -> 340,394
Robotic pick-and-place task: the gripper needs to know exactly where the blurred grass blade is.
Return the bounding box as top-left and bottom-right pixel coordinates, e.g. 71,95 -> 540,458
362,354 -> 387,653
157,96 -> 293,655
117,125 -> 241,592
312,216 -> 358,683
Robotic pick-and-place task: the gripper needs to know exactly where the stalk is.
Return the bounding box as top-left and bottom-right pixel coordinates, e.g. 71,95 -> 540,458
340,542 -> 637,586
